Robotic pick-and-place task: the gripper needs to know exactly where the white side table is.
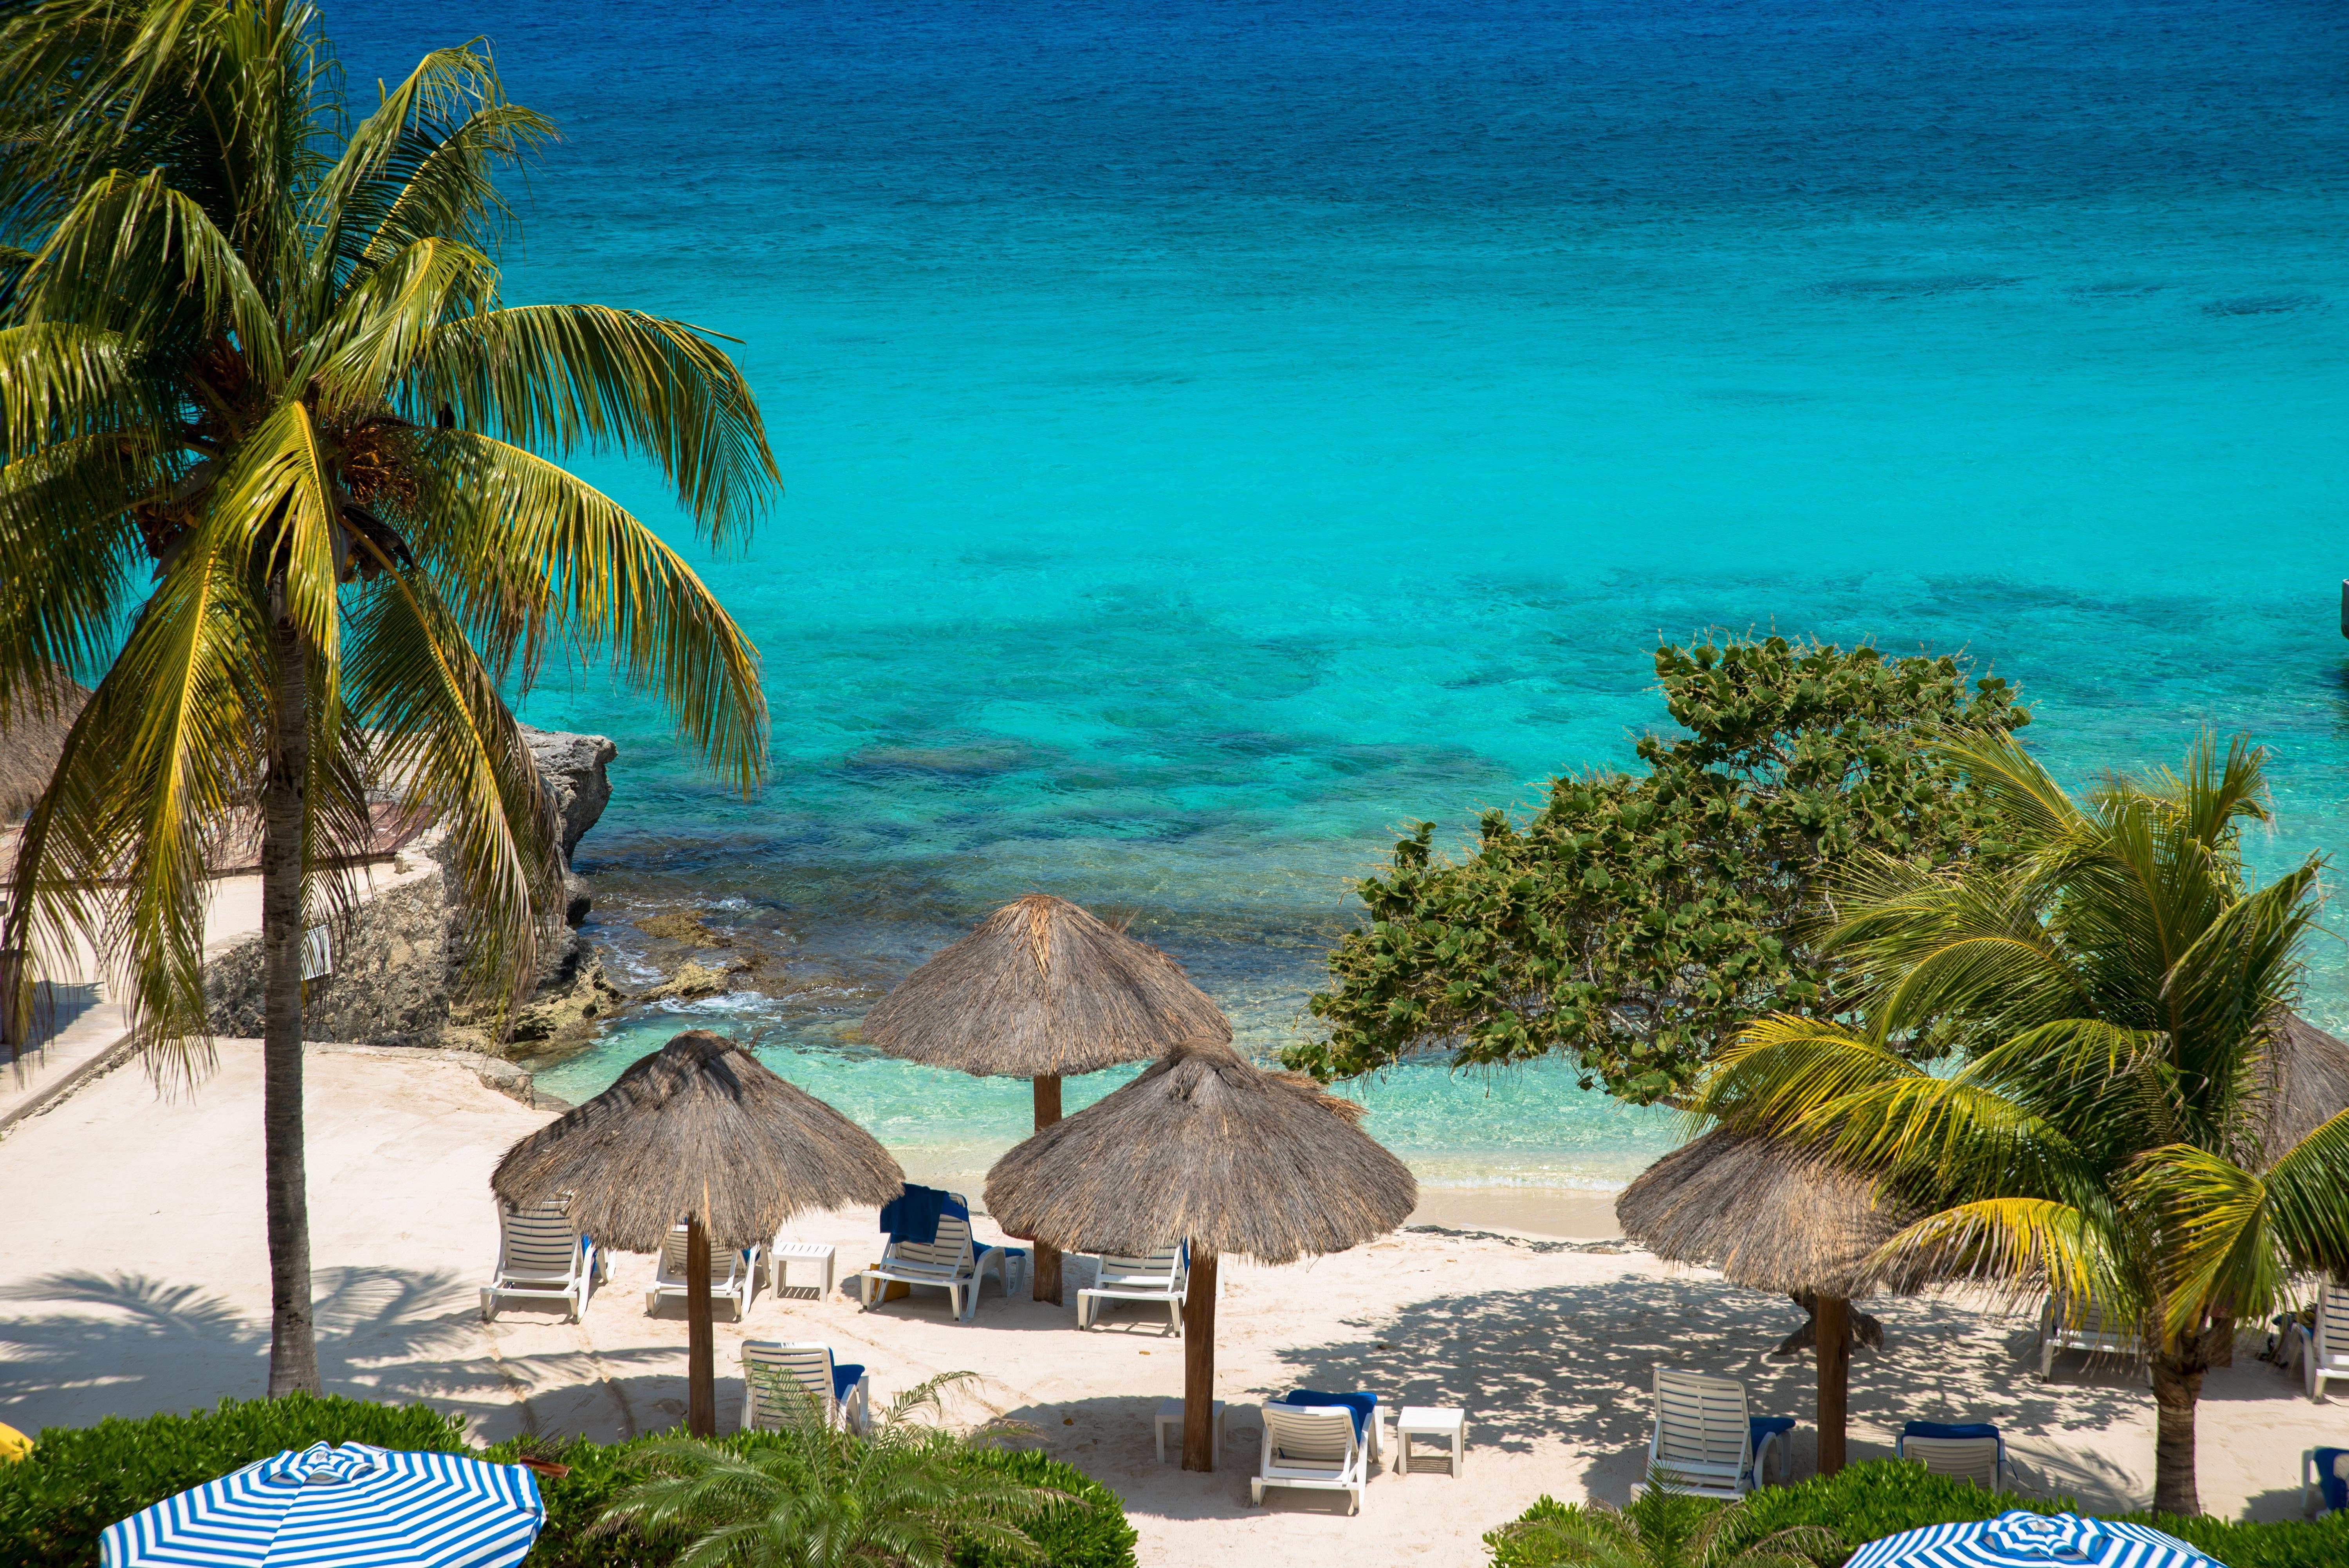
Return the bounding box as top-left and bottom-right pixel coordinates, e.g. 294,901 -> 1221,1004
770,1241 -> 837,1297
1396,1407 -> 1466,1477
1154,1398 -> 1227,1465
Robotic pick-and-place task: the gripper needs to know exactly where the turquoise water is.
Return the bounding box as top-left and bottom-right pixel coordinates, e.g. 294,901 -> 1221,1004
339,1 -> 2348,1189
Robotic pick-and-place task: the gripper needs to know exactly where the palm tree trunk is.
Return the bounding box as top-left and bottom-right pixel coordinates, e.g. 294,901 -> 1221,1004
1031,1074 -> 1063,1304
1182,1250 -> 1218,1472
686,1218 -> 715,1436
262,612 -> 319,1397
2148,1352 -> 2204,1516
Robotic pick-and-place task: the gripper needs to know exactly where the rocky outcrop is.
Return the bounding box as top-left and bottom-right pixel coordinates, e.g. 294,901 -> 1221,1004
637,960 -> 738,1004
205,727 -> 625,1054
521,725 -> 615,862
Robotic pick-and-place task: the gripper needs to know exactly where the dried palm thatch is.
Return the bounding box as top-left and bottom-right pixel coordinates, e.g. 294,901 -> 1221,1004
0,675 -> 89,821
492,1030 -> 904,1254
1615,1127 -> 1928,1300
985,1036 -> 1415,1265
2256,1010 -> 2349,1164
861,894 -> 1229,1077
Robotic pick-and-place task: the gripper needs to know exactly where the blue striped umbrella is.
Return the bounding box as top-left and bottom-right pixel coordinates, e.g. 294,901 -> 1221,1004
102,1442 -> 545,1568
1847,1510 -> 2223,1568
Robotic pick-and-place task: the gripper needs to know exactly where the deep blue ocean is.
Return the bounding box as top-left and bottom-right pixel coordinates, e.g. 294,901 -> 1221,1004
336,0 -> 2347,1193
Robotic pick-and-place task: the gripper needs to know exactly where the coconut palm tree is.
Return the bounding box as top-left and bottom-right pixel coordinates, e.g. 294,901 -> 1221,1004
0,0 -> 774,1395
1696,731 -> 2349,1516
599,1377 -> 1067,1568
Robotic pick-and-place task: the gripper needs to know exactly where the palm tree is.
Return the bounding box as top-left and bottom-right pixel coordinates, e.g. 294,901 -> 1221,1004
599,1377 -> 1067,1568
1696,731 -> 2349,1516
1488,1481 -> 1838,1568
0,1 -> 774,1395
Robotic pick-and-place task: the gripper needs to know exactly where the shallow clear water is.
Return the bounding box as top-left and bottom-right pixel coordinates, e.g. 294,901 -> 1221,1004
339,0 -> 2347,1189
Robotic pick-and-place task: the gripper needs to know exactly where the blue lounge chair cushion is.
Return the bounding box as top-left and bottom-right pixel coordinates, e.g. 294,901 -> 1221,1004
1749,1415 -> 1795,1460
1283,1389 -> 1378,1440
1903,1420 -> 2000,1440
833,1362 -> 866,1402
879,1185 -> 966,1245
2317,1447 -> 2348,1515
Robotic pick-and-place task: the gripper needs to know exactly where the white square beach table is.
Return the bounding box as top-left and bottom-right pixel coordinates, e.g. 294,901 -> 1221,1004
1154,1398 -> 1227,1465
1396,1406 -> 1466,1476
769,1241 -> 837,1296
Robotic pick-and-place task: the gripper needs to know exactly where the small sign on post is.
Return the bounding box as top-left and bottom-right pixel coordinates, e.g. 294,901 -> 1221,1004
300,924 -> 333,982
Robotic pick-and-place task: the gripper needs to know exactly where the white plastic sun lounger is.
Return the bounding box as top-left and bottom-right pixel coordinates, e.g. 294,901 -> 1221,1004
1897,1421 -> 2006,1491
1078,1245 -> 1188,1334
1646,1369 -> 1789,1498
741,1340 -> 871,1433
2288,1285 -> 2349,1402
2037,1296 -> 2147,1382
480,1198 -> 599,1323
1250,1401 -> 1370,1514
646,1223 -> 762,1320
857,1197 -> 1010,1323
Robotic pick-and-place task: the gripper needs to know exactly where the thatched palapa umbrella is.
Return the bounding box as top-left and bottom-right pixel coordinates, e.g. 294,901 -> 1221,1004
862,894 -> 1230,1303
0,672 -> 88,821
493,1030 -> 903,1435
987,1036 -> 1416,1471
1616,1128 -> 1929,1476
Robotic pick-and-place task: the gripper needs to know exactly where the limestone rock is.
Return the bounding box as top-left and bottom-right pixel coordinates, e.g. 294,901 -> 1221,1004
639,960 -> 736,1003
635,909 -> 733,947
520,725 -> 616,861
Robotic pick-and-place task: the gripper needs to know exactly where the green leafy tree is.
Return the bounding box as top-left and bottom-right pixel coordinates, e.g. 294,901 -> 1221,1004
0,1 -> 773,1394
1696,732 -> 2349,1516
1286,635 -> 2027,1103
1487,1480 -> 1840,1568
597,1378 -> 1066,1568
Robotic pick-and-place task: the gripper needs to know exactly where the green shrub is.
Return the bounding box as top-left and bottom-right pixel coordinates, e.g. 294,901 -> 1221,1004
0,1394 -> 468,1566
0,1398 -> 1136,1568
953,1446 -> 1138,1568
1490,1463 -> 2349,1568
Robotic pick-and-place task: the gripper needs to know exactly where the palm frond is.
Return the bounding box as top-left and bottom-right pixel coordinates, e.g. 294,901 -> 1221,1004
0,436 -> 147,712
2242,1108 -> 2349,1283
2123,1142 -> 2295,1342
1872,1197 -> 2127,1317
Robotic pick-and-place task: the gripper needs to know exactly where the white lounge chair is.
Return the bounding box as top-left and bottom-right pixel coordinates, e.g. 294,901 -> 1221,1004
1078,1245 -> 1188,1333
1645,1369 -> 1790,1498
741,1340 -> 870,1433
645,1223 -> 762,1321
1898,1421 -> 2005,1491
857,1195 -> 1010,1323
2288,1285 -> 2349,1402
480,1198 -> 598,1323
2037,1296 -> 2145,1382
1251,1401 -> 1370,1514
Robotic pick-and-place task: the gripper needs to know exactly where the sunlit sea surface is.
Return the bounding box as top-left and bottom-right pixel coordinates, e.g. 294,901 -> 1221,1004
335,0 -> 2348,1196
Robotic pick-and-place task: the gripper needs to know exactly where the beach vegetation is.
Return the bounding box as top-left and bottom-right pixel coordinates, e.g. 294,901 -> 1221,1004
1289,635 -> 2027,1103
1695,732 -> 2349,1516
1486,1476 -> 1841,1568
0,1 -> 775,1396
0,1392 -> 1137,1568
1491,1462 -> 2349,1568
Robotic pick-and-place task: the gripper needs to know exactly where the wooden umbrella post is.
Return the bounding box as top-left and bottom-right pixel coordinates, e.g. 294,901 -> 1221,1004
1031,1075 -> 1063,1304
1815,1293 -> 1849,1476
1181,1249 -> 1218,1471
686,1218 -> 716,1436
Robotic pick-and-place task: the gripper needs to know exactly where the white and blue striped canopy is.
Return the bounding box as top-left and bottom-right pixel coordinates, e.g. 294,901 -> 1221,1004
101,1442 -> 545,1568
1846,1510 -> 2223,1568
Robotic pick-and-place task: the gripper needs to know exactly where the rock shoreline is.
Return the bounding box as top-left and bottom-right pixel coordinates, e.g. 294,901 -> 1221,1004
204,726 -> 628,1057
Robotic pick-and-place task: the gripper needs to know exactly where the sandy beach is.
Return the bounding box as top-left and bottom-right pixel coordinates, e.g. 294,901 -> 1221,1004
2,1044 -> 2341,1566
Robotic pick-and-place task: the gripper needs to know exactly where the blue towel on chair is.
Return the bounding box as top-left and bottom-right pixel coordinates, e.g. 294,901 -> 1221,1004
1903,1420 -> 1999,1441
1750,1415 -> 1795,1460
2317,1447 -> 2348,1515
1283,1389 -> 1378,1440
833,1362 -> 865,1402
879,1185 -> 964,1245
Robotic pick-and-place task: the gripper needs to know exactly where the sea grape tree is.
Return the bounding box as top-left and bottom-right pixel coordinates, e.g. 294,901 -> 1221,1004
1284,635 -> 2028,1104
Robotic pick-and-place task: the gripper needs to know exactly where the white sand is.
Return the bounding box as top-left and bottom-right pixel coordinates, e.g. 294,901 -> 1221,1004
2,1045 -> 2341,1566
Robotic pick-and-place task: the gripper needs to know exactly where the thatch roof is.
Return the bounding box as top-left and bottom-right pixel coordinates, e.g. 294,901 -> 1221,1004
491,1030 -> 904,1254
984,1036 -> 1415,1264
1615,1128 -> 1932,1299
861,894 -> 1230,1078
0,675 -> 89,820
2257,1010 -> 2349,1165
